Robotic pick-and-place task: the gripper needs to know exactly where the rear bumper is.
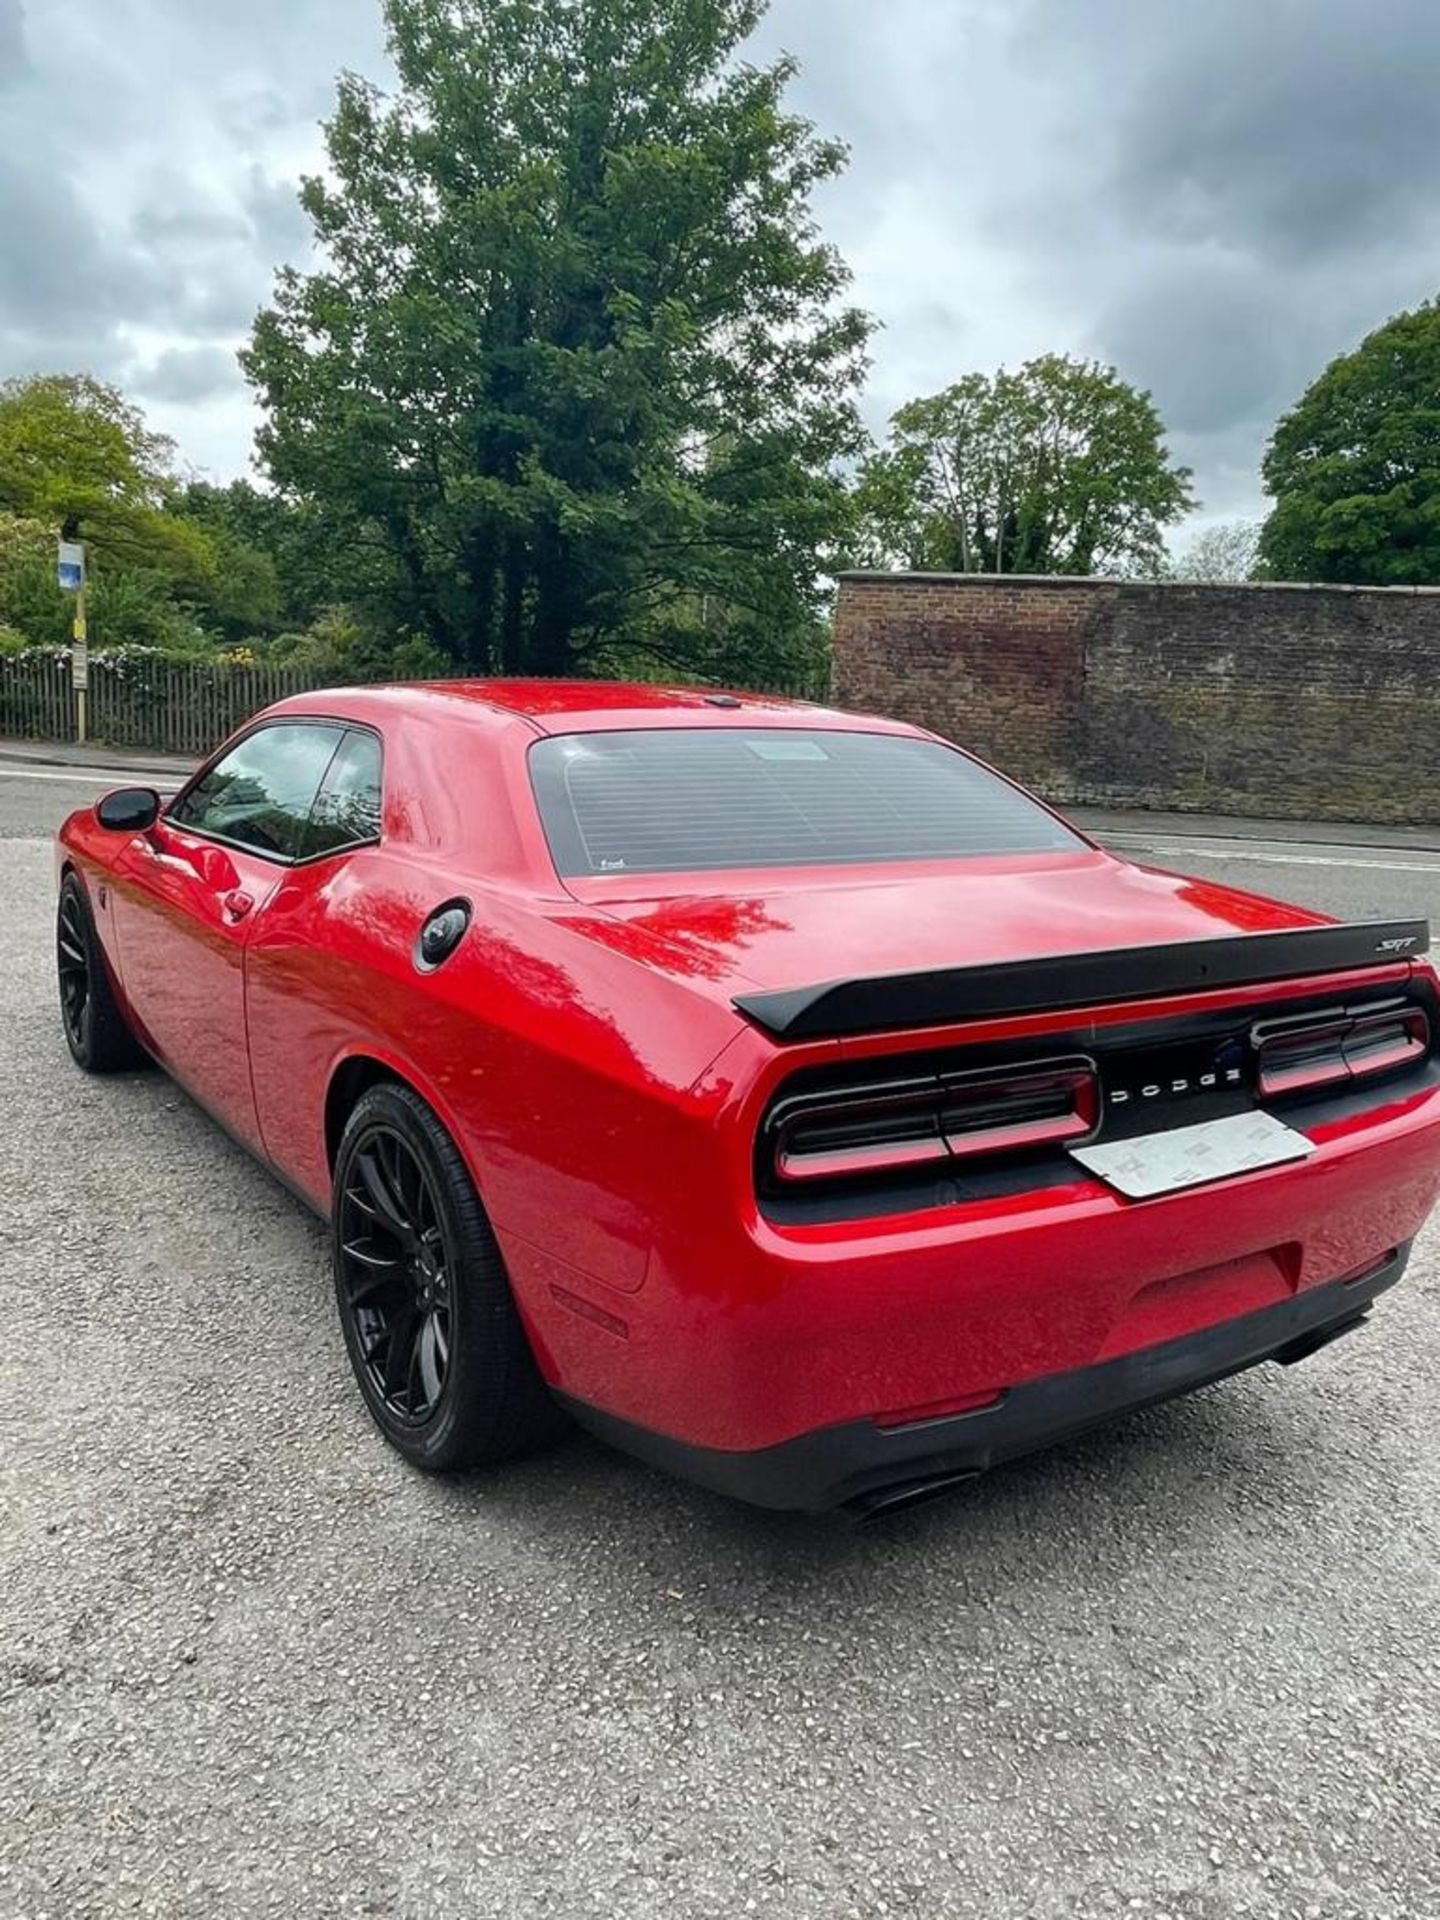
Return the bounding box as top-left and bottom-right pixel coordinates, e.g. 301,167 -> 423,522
559,1245 -> 1409,1514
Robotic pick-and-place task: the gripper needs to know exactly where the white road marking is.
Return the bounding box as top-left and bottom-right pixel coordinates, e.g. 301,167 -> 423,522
1106,835 -> 1440,875
0,765 -> 181,788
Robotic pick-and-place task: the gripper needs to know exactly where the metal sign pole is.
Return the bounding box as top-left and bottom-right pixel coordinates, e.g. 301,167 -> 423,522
58,527 -> 88,745
74,581 -> 88,745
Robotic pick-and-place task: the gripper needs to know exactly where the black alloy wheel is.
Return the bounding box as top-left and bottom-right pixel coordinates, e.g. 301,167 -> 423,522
56,873 -> 147,1073
337,1124 -> 453,1424
57,887 -> 90,1054
331,1081 -> 566,1471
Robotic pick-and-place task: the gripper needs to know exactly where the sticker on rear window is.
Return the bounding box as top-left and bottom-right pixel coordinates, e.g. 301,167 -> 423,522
743,739 -> 831,763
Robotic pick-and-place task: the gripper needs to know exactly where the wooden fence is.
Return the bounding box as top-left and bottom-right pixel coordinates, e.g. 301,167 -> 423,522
0,655 -> 333,757
0,650 -> 834,758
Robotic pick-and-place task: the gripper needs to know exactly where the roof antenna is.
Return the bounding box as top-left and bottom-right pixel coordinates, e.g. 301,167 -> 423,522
703,694 -> 743,709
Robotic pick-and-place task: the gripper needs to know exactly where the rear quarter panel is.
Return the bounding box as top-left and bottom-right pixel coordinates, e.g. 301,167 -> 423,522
244,845 -> 747,1292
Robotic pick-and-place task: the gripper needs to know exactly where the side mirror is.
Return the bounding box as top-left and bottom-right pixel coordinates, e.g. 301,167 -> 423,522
96,786 -> 161,833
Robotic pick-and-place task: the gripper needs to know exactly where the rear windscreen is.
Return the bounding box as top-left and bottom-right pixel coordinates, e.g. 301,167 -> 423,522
528,728 -> 1084,876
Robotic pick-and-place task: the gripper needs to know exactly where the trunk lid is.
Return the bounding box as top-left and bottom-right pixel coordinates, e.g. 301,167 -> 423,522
565,850 -> 1331,1000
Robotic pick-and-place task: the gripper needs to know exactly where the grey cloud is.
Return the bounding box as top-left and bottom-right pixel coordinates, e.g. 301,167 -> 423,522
174,270 -> 268,340
0,155 -> 104,328
217,81 -> 295,144
1092,259 -> 1291,439
0,321 -> 131,387
1027,1 -> 1440,513
135,343 -> 242,405
779,0 -> 1440,519
0,0 -> 382,469
1077,1 -> 1440,266
121,165 -> 311,342
1,0 -> 1435,519
240,166 -> 312,269
125,167 -> 299,337
132,174 -> 253,248
0,149 -> 174,340
0,0 -> 27,83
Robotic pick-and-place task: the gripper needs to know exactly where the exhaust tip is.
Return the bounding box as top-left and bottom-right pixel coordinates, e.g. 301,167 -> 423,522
1272,1310 -> 1370,1368
843,1468 -> 979,1524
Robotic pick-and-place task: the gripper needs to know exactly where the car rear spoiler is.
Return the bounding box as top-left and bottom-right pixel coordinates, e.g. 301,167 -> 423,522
732,919 -> 1431,1041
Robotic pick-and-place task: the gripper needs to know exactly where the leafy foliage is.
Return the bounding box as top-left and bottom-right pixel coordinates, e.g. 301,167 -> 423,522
0,509 -> 209,654
169,478 -> 341,642
0,375 -> 171,524
0,380 -> 359,662
1166,519 -> 1262,583
1260,302 -> 1440,585
0,376 -> 247,650
852,354 -> 1195,577
0,374 -> 210,580
243,0 -> 870,678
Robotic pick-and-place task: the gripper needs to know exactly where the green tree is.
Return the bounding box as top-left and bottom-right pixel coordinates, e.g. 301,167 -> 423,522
0,511 -> 209,654
0,375 -> 300,652
0,374 -> 207,577
169,479 -> 330,640
852,355 -> 1195,577
1170,519 -> 1261,583
243,0 -> 870,678
1259,302 -> 1440,585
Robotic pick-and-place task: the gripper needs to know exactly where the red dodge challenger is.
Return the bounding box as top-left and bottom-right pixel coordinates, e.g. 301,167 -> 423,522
55,681 -> 1440,1515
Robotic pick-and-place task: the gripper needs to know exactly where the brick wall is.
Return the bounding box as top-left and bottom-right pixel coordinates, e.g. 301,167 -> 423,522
832,572 -> 1440,825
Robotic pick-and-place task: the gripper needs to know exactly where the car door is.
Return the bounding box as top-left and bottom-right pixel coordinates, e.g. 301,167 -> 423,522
110,719 -> 348,1149
244,726 -> 388,1199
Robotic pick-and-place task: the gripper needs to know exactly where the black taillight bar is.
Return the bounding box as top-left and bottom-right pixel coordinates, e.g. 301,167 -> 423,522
1254,998 -> 1431,1099
766,1056 -> 1098,1186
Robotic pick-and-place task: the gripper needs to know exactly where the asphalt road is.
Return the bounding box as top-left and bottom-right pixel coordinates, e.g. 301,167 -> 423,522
2,765 -> 1438,1920
0,762 -> 179,840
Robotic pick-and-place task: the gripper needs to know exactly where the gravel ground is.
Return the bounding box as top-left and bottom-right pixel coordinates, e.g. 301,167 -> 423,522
2,800 -> 1439,1920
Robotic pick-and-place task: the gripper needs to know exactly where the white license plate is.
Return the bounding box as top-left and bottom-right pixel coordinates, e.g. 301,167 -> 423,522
1070,1110 -> 1313,1200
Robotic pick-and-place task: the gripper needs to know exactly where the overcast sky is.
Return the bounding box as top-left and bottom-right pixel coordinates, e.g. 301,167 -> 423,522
3,0 -> 1438,533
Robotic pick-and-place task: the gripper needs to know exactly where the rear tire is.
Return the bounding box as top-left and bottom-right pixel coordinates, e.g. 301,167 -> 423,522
56,873 -> 148,1074
331,1081 -> 567,1471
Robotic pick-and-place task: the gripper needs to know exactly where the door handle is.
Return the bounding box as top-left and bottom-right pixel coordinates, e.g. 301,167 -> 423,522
222,889 -> 255,922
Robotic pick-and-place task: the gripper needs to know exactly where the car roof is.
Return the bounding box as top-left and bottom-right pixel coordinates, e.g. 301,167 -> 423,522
413,678 -> 837,722
273,679 -> 921,738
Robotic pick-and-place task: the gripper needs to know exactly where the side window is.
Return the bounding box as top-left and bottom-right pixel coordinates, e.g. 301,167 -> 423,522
304,729 -> 383,858
170,723 -> 343,861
